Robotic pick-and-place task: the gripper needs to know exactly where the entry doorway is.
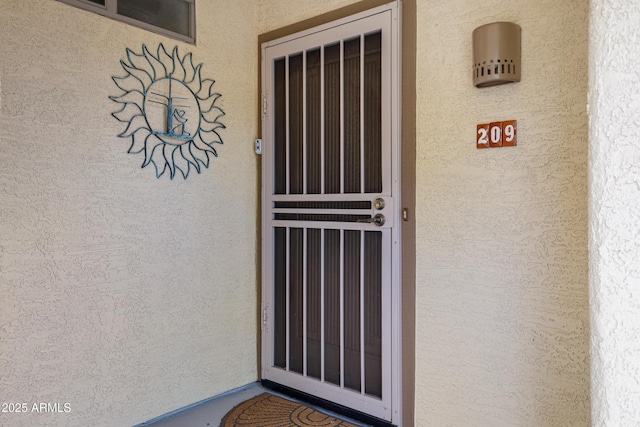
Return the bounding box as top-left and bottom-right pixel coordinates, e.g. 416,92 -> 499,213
260,2 -> 401,423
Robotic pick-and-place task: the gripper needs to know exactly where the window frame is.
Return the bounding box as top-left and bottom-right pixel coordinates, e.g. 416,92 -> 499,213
56,0 -> 196,44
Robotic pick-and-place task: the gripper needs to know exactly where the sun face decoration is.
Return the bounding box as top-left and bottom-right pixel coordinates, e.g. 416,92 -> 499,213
111,44 -> 224,179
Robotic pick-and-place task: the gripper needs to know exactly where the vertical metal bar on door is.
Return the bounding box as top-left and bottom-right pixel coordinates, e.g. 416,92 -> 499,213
359,35 -> 366,393
303,227 -> 308,376
320,228 -> 326,382
285,227 -> 291,370
320,46 -> 326,382
359,230 -> 365,394
339,229 -> 345,388
358,34 -> 365,391
339,41 -> 345,194
302,52 -> 307,195
359,34 -> 365,194
284,55 -> 291,194
320,47 -> 326,195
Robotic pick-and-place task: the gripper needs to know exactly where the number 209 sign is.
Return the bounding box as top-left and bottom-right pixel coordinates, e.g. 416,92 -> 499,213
477,120 -> 517,149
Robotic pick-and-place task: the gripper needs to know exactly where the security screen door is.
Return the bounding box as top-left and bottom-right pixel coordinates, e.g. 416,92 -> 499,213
261,3 -> 400,423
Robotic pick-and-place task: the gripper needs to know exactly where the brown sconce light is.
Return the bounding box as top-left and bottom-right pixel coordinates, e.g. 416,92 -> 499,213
473,22 -> 521,87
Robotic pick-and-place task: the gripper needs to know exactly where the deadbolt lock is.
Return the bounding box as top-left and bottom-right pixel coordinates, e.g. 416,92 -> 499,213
374,198 -> 385,210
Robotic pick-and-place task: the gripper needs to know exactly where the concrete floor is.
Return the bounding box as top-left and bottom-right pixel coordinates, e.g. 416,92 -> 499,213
135,382 -> 368,427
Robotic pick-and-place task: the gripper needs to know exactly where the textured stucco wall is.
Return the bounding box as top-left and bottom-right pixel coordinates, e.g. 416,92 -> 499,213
415,0 -> 590,425
589,1 -> 640,425
0,1 -> 258,426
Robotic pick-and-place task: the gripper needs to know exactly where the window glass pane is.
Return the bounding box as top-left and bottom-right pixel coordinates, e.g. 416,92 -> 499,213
86,0 -> 105,5
118,0 -> 191,37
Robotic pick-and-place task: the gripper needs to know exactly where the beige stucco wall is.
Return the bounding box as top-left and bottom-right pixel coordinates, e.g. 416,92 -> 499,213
589,0 -> 640,425
415,0 -> 590,425
0,1 -> 258,426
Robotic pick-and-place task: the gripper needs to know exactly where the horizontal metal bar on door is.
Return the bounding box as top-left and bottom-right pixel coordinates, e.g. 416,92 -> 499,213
270,220 -> 390,231
271,209 -> 371,215
270,194 -> 386,202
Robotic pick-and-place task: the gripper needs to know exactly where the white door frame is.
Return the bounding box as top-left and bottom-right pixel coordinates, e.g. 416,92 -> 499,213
260,2 -> 402,423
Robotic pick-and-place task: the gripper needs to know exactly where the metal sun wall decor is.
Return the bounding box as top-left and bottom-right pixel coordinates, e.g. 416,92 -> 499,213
111,44 -> 225,179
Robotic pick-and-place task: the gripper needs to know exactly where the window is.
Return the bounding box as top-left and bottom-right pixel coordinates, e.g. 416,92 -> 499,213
56,0 -> 195,44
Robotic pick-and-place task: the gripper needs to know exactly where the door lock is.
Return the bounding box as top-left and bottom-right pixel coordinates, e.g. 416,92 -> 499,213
374,198 -> 385,210
358,213 -> 386,226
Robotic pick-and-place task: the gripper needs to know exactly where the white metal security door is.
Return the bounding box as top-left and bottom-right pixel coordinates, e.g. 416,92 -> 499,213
261,3 -> 400,423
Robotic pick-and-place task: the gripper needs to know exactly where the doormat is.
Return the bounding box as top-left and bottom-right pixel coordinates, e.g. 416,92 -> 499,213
219,392 -> 359,427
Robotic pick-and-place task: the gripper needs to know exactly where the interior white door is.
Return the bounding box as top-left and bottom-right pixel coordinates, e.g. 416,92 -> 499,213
261,3 -> 400,423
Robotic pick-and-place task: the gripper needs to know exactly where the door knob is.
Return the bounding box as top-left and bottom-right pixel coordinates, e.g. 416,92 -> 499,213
357,213 -> 386,226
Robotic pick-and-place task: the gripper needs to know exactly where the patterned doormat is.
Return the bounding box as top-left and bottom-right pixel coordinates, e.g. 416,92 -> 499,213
219,392 -> 359,427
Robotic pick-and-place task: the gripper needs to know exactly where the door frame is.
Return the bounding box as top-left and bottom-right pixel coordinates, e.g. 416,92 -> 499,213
256,1 -> 416,425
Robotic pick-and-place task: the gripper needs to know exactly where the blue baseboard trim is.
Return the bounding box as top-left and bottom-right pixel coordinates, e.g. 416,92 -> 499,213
133,381 -> 260,426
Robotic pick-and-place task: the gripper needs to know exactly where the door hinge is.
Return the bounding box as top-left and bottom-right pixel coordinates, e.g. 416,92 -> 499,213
262,95 -> 268,115
263,308 -> 268,325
